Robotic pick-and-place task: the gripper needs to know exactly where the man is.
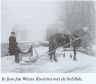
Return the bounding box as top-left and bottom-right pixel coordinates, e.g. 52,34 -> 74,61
72,26 -> 88,38
72,26 -> 89,47
71,26 -> 89,60
9,32 -> 20,63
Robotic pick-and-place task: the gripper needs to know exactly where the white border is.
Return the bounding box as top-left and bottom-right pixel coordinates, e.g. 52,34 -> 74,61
0,0 -> 96,84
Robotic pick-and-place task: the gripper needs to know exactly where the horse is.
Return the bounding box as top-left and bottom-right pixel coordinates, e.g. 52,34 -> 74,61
48,32 -> 82,62
48,26 -> 89,62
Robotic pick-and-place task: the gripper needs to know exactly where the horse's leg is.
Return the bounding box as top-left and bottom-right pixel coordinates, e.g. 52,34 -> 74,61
54,55 -> 58,62
73,45 -> 77,61
49,50 -> 53,62
53,44 -> 58,62
53,51 -> 58,62
69,44 -> 72,58
69,37 -> 72,58
70,50 -> 72,58
49,39 -> 55,62
63,48 -> 65,57
50,50 -> 57,62
50,55 -> 53,62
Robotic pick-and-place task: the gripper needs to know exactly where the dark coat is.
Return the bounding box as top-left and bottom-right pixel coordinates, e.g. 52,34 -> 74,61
9,36 -> 19,55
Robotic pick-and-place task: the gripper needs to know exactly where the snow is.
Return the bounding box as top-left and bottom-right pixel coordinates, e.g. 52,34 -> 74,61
92,44 -> 96,51
39,41 -> 49,44
1,47 -> 96,73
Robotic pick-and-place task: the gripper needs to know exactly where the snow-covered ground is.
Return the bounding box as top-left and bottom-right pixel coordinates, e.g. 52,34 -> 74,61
1,46 -> 96,73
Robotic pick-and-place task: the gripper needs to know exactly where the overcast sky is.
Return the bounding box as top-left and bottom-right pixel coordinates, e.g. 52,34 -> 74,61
1,0 -> 61,43
2,0 -> 96,43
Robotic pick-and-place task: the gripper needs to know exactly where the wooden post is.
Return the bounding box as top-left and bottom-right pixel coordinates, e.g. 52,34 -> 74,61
28,45 -> 33,62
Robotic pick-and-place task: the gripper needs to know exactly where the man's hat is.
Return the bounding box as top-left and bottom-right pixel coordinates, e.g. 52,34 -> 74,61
11,32 -> 15,34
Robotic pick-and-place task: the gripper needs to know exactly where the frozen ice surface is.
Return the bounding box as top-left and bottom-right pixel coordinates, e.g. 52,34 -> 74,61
1,47 -> 96,73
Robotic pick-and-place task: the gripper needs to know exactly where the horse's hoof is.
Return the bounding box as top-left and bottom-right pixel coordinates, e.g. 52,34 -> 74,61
63,54 -> 65,57
50,59 -> 53,62
73,57 -> 77,61
54,60 -> 58,62
54,59 -> 58,62
73,58 -> 77,61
